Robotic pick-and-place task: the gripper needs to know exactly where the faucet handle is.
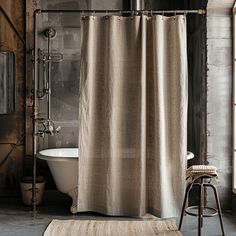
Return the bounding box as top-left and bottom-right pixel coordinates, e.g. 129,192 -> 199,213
56,126 -> 61,133
36,130 -> 45,137
48,124 -> 54,132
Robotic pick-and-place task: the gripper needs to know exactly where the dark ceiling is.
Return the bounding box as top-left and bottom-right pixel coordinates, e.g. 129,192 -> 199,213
123,0 -> 208,10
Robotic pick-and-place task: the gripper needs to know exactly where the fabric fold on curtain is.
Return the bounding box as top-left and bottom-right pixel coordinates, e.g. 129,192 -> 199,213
76,15 -> 188,218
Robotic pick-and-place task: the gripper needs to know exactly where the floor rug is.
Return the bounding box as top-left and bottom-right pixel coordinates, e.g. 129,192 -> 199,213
43,219 -> 182,236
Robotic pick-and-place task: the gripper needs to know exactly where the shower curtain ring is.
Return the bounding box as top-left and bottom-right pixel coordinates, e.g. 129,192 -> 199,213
174,10 -> 177,20
119,10 -> 122,20
82,10 -> 85,20
105,10 -> 109,19
162,10 -> 164,19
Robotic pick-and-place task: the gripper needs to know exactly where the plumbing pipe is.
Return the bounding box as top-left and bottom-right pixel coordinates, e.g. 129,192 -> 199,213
35,9 -> 206,15
32,10 -> 39,218
47,34 -> 51,121
44,27 -> 57,121
130,0 -> 144,11
233,6 -> 236,194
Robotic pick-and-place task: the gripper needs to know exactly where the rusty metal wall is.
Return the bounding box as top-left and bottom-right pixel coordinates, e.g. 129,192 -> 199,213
0,0 -> 25,196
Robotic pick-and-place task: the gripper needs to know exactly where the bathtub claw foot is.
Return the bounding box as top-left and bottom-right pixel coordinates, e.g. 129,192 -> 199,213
68,187 -> 78,214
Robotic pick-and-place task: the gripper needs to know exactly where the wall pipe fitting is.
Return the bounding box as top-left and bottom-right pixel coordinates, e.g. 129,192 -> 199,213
130,0 -> 144,11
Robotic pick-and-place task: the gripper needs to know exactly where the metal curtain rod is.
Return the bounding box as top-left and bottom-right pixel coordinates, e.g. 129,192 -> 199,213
35,9 -> 206,15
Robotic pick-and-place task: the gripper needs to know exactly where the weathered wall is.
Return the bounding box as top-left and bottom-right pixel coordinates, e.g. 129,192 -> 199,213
185,0 -> 207,167
0,1 -> 25,196
206,0 -> 234,210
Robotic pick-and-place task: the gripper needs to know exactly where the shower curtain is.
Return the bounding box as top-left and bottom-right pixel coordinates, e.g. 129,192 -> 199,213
76,15 -> 188,218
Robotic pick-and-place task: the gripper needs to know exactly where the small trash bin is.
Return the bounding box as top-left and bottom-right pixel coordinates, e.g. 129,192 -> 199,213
20,176 -> 46,206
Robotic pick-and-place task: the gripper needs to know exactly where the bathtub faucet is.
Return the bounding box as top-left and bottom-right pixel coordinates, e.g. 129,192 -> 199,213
35,118 -> 61,137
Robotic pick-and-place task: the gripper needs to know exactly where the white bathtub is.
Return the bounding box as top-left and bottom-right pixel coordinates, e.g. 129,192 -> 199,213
37,148 -> 78,195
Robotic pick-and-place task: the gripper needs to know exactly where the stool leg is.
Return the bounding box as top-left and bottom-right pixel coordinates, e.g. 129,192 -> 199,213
198,183 -> 204,236
200,179 -> 204,228
207,184 -> 225,236
179,183 -> 193,230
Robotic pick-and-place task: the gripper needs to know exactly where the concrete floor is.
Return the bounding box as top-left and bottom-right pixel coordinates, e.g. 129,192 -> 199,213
0,191 -> 236,236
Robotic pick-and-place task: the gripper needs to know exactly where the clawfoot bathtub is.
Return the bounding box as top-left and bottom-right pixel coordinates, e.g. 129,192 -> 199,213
37,148 -> 78,213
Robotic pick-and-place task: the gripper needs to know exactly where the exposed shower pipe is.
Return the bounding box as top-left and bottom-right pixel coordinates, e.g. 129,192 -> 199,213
37,50 -> 63,100
36,49 -> 47,100
233,4 -> 236,194
32,11 -> 38,218
130,0 -> 144,11
47,32 -> 51,120
44,27 -> 56,121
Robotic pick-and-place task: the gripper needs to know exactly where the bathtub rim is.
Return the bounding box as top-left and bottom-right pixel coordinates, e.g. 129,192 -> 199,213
37,148 -> 79,162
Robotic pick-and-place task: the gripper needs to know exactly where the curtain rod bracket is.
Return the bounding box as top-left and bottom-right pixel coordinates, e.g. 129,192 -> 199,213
198,9 -> 206,15
34,9 -> 41,17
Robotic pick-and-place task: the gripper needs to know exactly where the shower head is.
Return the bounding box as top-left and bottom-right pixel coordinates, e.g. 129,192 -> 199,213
44,27 -> 57,39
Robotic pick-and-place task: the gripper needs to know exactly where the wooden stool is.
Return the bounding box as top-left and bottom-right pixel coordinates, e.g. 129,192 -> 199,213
178,165 -> 225,236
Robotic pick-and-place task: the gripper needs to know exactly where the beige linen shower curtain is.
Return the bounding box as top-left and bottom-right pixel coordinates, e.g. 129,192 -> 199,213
76,15 -> 188,218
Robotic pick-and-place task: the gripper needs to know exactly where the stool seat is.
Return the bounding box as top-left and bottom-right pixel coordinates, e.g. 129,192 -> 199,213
187,165 -> 217,173
186,165 -> 218,182
179,165 -> 225,236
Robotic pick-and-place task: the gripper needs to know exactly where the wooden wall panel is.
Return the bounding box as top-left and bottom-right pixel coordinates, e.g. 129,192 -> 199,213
0,0 -> 25,196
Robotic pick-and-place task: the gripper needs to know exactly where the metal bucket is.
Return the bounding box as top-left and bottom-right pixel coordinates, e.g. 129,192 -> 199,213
20,176 -> 46,206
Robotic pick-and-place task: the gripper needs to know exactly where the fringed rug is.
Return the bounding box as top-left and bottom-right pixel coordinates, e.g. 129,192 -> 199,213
43,219 -> 182,236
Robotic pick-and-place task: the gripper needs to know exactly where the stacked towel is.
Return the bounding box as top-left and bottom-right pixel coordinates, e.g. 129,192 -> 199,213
186,165 -> 218,182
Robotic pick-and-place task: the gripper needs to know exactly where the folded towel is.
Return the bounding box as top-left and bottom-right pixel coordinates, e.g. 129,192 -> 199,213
186,165 -> 218,182
187,165 -> 217,173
